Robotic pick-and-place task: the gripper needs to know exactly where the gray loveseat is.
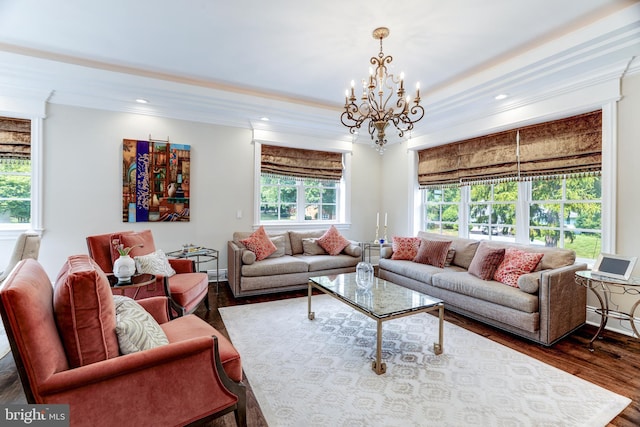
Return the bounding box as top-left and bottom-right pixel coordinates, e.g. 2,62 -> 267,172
378,231 -> 587,346
228,229 -> 362,297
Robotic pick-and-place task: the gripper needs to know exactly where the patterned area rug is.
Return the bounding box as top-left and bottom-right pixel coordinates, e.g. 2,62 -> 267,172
0,324 -> 10,359
220,295 -> 631,427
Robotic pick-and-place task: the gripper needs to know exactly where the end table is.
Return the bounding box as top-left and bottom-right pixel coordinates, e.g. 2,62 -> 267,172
575,270 -> 640,350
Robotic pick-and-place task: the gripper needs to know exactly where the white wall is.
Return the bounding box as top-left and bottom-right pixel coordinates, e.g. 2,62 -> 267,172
35,104 -> 382,278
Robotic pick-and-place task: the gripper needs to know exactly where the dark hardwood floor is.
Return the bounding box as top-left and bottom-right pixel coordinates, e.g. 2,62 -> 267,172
1,282 -> 638,427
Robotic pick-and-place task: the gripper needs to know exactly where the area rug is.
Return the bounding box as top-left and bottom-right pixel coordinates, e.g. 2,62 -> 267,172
0,324 -> 10,359
220,295 -> 631,427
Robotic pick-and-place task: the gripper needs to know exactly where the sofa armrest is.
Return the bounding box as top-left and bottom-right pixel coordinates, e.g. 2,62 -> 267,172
538,262 -> 588,345
137,296 -> 170,324
227,241 -> 244,296
38,336 -> 244,426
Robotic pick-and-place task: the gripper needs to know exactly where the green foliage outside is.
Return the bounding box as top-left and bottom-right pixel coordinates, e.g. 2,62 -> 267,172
260,175 -> 337,221
0,160 -> 31,223
424,176 -> 601,259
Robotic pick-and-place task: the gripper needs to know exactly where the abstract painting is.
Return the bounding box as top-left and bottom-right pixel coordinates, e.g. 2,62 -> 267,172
122,139 -> 190,222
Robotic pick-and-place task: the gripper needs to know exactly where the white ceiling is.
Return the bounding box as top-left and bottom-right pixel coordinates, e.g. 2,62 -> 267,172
0,0 -> 639,143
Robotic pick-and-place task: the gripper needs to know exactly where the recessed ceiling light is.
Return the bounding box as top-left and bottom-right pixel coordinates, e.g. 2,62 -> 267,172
494,94 -> 508,100
260,117 -> 270,121
135,98 -> 149,104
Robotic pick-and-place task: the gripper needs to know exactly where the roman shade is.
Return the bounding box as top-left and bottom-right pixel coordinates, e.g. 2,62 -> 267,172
418,110 -> 601,187
0,117 -> 30,161
518,111 -> 601,179
261,144 -> 343,181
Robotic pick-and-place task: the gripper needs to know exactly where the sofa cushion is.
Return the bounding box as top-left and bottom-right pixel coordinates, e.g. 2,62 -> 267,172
266,235 -> 286,259
241,255 -> 309,277
317,226 -> 350,256
234,230 -> 293,256
391,236 -> 421,260
445,248 -> 456,266
432,271 -> 539,313
517,272 -> 541,294
417,232 -> 479,269
468,243 -> 505,280
118,229 -> 156,258
242,249 -> 257,265
413,239 -> 452,268
299,254 -> 361,272
494,247 -> 544,288
379,258 -> 465,285
113,295 -> 169,354
240,226 -> 277,261
289,230 -> 325,255
53,255 -> 120,368
343,242 -> 363,258
302,238 -> 327,255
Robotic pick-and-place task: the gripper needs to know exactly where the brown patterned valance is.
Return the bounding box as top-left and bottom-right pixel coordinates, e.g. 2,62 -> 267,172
0,116 -> 31,161
417,110 -> 601,187
261,144 -> 343,181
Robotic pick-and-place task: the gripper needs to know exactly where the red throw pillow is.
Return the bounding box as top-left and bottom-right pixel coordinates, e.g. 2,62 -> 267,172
468,244 -> 505,280
240,226 -> 277,261
494,247 -> 544,287
391,236 -> 421,260
413,239 -> 452,268
53,255 -> 120,368
317,225 -> 350,256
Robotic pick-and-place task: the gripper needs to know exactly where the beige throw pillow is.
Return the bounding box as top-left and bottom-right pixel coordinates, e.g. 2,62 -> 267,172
113,295 -> 169,354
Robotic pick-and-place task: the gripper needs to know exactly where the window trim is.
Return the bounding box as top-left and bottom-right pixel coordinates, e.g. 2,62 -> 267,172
0,91 -> 45,239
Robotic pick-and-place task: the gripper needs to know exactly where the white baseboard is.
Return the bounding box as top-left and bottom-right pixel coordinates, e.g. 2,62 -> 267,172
585,304 -> 638,338
207,268 -> 227,281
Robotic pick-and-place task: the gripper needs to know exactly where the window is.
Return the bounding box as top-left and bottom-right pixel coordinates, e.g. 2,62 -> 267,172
530,175 -> 601,261
423,186 -> 460,236
260,174 -> 340,223
469,182 -> 517,242
0,117 -> 31,226
421,176 -> 602,261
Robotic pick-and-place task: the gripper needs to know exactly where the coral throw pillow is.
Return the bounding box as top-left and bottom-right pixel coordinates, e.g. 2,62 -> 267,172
468,244 -> 505,280
240,226 -> 277,261
391,236 -> 421,260
413,239 -> 452,268
494,247 -> 544,287
317,225 -> 350,256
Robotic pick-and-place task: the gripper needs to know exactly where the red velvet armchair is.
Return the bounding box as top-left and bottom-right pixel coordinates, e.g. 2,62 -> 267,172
86,230 -> 209,316
0,257 -> 246,427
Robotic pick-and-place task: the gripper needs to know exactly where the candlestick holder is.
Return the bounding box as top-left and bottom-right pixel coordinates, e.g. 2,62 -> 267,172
374,226 -> 380,243
383,226 -> 388,244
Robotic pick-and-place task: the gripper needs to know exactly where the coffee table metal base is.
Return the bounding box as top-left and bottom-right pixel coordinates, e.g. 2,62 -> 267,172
308,281 -> 444,375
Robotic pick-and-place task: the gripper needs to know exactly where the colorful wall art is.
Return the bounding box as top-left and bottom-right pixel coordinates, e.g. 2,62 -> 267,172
122,139 -> 191,222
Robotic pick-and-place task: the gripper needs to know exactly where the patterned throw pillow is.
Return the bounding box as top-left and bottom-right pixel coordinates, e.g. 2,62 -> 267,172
413,239 -> 452,268
468,244 -> 505,280
113,295 -> 169,355
317,225 -> 350,256
240,226 -> 277,261
134,249 -> 176,277
391,236 -> 421,260
494,247 -> 544,287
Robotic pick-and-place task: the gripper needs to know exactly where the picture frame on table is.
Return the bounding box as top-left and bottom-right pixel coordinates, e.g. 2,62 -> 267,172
592,253 -> 638,281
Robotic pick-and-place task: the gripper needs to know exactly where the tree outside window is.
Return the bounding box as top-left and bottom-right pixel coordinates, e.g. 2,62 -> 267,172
260,174 -> 339,222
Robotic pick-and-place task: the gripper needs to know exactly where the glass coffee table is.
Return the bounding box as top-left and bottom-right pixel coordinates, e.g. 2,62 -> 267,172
308,273 -> 444,375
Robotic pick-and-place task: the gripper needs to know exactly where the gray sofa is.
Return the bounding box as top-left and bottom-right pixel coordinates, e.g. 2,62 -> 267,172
228,229 -> 362,297
378,231 -> 587,346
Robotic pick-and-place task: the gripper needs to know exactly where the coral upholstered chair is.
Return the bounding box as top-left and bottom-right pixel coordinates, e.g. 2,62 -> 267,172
0,257 -> 246,427
86,230 -> 209,316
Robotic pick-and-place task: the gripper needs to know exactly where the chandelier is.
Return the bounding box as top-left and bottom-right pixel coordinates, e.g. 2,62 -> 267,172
341,27 -> 425,154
